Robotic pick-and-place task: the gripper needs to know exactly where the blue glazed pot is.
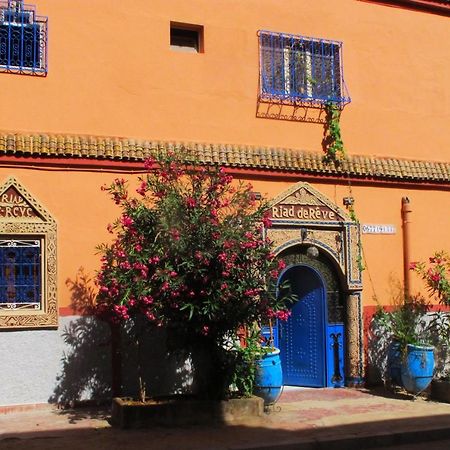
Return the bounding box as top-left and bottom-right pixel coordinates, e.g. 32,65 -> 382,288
254,348 -> 283,406
388,341 -> 403,386
401,344 -> 435,394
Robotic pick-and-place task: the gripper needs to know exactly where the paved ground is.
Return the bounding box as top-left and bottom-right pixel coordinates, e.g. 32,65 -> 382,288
1,387 -> 450,450
371,441 -> 450,450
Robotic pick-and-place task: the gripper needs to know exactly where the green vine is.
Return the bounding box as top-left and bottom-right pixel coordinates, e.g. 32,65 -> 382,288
322,102 -> 345,165
348,204 -> 365,272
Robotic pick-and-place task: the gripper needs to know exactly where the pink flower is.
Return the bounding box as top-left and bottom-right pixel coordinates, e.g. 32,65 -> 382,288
429,270 -> 441,283
276,309 -> 291,321
223,240 -> 234,249
144,157 -> 155,169
140,296 -> 153,305
218,252 -> 227,262
244,289 -> 259,297
170,228 -> 180,241
149,256 -> 160,265
270,269 -> 279,279
277,260 -> 287,271
136,181 -> 148,196
121,215 -> 134,228
201,326 -> 210,336
409,262 -> 418,271
185,197 -> 197,208
262,212 -> 272,228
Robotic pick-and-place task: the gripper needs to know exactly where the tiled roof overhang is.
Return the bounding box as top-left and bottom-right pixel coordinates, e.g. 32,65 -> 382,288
0,133 -> 448,185
361,0 -> 450,16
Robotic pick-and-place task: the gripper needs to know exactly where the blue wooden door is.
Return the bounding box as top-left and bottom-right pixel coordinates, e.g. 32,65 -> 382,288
279,265 -> 326,387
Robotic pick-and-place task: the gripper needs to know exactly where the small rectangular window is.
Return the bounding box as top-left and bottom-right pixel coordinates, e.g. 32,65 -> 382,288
170,22 -> 203,53
0,0 -> 48,75
259,30 -> 350,107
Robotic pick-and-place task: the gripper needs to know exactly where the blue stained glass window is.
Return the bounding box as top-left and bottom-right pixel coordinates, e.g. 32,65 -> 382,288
259,30 -> 350,108
0,0 -> 47,75
0,239 -> 41,310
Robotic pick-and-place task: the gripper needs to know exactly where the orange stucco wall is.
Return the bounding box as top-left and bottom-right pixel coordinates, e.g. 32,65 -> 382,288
0,1 -> 448,313
0,167 -> 447,311
0,0 -> 449,161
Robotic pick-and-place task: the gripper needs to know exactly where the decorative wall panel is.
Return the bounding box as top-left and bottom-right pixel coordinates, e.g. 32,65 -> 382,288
0,177 -> 57,328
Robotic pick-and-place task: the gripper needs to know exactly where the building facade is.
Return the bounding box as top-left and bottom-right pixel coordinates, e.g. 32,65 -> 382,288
0,0 -> 449,406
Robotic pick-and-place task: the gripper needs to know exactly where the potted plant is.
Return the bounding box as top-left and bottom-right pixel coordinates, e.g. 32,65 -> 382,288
410,251 -> 450,402
373,295 -> 434,393
95,149 -> 292,425
253,317 -> 285,406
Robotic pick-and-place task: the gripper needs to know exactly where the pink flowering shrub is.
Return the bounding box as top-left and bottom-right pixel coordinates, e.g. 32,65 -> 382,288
410,251 -> 450,306
95,151 -> 291,399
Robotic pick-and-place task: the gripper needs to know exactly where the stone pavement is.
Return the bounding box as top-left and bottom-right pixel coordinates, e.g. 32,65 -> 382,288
1,387 -> 450,450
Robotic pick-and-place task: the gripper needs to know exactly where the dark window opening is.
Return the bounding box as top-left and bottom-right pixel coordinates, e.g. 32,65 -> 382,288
170,22 -> 203,53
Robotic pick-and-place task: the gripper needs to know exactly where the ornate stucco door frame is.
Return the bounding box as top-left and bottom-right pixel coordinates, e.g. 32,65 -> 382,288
265,182 -> 364,386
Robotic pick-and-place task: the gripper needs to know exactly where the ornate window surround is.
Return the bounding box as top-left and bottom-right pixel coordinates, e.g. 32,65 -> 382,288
0,177 -> 57,328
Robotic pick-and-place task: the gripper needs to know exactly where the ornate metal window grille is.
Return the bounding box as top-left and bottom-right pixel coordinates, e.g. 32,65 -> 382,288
0,0 -> 47,75
0,238 -> 41,310
259,31 -> 350,108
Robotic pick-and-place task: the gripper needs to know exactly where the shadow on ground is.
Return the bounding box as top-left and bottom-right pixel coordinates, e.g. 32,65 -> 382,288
2,410 -> 450,450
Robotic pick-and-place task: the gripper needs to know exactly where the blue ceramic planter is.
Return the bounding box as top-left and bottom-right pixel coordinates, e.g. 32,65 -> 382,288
401,344 -> 435,394
254,348 -> 283,405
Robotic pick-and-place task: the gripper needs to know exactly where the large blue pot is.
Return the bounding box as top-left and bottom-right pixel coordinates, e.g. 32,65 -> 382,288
387,341 -> 403,386
401,344 -> 435,394
254,348 -> 283,406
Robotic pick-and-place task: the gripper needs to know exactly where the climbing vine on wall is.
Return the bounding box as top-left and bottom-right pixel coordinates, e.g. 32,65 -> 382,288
322,102 -> 345,165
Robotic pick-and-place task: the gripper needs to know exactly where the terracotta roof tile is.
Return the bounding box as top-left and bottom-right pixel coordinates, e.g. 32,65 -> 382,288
0,132 -> 448,184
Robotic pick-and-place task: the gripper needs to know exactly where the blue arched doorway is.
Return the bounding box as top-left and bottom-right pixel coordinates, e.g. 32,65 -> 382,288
279,265 -> 327,386
274,247 -> 345,388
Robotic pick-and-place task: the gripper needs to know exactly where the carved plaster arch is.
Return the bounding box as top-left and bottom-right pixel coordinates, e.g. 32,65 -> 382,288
0,177 -> 57,329
265,181 -> 364,385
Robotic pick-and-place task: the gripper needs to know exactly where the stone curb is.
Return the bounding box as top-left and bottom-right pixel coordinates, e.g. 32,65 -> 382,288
233,426 -> 450,450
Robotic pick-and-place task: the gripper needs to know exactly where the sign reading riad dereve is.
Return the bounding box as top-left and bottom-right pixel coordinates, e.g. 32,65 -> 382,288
269,186 -> 345,222
271,204 -> 338,221
0,187 -> 38,219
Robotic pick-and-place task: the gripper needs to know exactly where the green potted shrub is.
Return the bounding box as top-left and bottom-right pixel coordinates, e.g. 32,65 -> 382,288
373,295 -> 432,390
411,251 -> 450,402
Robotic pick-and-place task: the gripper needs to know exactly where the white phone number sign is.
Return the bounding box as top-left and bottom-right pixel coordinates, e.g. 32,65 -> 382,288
362,224 -> 396,235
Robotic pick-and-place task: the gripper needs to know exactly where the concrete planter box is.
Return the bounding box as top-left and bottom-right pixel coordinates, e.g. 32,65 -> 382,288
111,395 -> 264,428
431,380 -> 450,403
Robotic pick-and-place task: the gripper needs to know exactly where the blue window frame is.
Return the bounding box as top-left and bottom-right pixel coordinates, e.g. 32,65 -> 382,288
0,0 -> 47,75
259,30 -> 350,108
0,238 -> 41,310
